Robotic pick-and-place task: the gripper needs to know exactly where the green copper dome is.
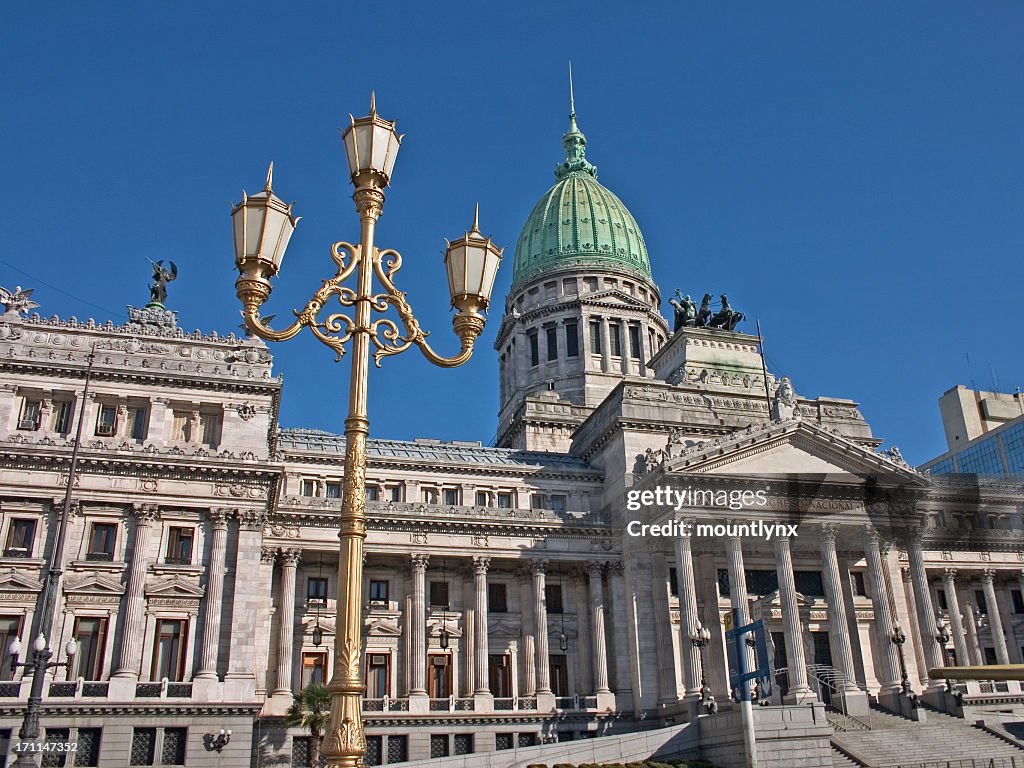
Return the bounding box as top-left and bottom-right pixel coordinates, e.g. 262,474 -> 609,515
512,112 -> 652,288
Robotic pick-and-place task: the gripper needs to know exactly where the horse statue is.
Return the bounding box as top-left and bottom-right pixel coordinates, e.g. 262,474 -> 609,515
668,289 -> 697,331
695,293 -> 714,327
708,293 -> 745,331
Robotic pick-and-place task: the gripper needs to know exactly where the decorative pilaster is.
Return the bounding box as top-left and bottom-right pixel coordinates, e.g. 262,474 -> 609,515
607,562 -> 633,705
943,569 -> 970,665
196,508 -> 230,679
274,548 -> 301,695
225,508 -> 267,697
672,524 -> 701,701
649,553 -> 676,703
775,536 -> 813,701
981,570 -> 1010,664
409,554 -> 428,697
864,527 -> 901,694
588,563 -> 610,695
599,315 -> 611,372
112,503 -> 158,678
904,528 -> 944,689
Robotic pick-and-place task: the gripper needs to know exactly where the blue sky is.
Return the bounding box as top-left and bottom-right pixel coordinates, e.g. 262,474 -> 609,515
2,3 -> 1023,463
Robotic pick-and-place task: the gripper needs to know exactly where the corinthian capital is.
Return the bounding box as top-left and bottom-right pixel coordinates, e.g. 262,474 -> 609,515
131,502 -> 160,523
472,556 -> 490,574
278,548 -> 302,567
820,522 -> 840,544
410,553 -> 429,572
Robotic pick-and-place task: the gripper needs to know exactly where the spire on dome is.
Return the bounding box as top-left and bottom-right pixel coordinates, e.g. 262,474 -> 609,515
556,63 -> 596,180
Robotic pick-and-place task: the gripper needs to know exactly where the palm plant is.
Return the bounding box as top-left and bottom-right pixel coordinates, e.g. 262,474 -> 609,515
285,683 -> 331,768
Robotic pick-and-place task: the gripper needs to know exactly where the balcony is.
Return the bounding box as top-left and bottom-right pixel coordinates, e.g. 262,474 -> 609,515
136,679 -> 192,698
362,696 -> 410,712
48,680 -> 110,699
17,418 -> 40,431
85,551 -> 114,562
2,548 -> 32,559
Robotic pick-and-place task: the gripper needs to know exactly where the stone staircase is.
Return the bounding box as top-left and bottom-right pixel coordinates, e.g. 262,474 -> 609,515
828,704 -> 1024,767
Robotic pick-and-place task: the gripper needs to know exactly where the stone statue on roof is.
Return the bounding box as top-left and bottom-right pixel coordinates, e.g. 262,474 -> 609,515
147,260 -> 177,308
0,285 -> 39,316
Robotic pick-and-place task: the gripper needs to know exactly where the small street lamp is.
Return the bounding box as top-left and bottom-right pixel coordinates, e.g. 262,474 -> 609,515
889,623 -> 912,697
690,622 -> 716,713
231,95 -> 501,768
935,620 -> 953,694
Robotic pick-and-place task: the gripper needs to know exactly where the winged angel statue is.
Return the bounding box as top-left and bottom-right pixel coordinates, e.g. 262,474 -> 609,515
0,285 -> 39,316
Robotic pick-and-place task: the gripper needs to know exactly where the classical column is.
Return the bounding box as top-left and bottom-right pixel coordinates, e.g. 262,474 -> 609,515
196,508 -> 230,679
225,509 -> 268,696
649,553 -> 676,703
943,569 -> 970,665
672,525 -> 701,700
273,548 -> 301,695
473,556 -> 491,696
981,570 -> 1010,664
905,529 -> 945,685
607,562 -> 633,703
775,536 -> 813,701
819,524 -> 858,689
409,554 -> 428,696
532,560 -> 551,694
725,534 -> 754,693
519,571 -> 536,696
863,527 -> 901,693
113,503 -> 158,677
901,568 -> 928,686
599,315 -> 611,372
961,591 -> 984,665
588,563 -> 610,694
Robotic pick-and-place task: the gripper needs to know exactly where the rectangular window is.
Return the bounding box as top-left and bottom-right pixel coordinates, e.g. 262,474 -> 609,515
0,616 -> 23,681
1012,589 -> 1024,614
387,736 -> 408,764
42,728 -> 70,767
488,583 -> 507,613
609,323 -> 622,356
301,479 -> 316,497
307,577 -> 328,604
549,655 -> 568,697
429,581 -> 449,609
629,325 -> 642,359
130,727 -> 156,766
669,566 -> 679,597
5,518 -> 36,557
430,735 -> 450,759
454,734 -> 474,755
549,494 -> 567,514
794,571 -> 825,597
545,584 -> 563,614
589,321 -> 602,353
165,527 -> 194,565
161,727 -> 186,766
199,412 -> 221,447
488,654 -> 512,697
87,523 -> 117,560
18,399 -> 42,431
496,733 -> 514,751
152,619 -> 187,682
365,485 -> 379,502
975,589 -> 988,616
73,617 -> 108,681
95,404 -> 117,436
851,571 -> 867,597
496,492 -> 512,509
325,482 -> 341,499
518,733 -> 538,748
565,322 -> 579,357
369,580 -> 389,603
443,488 -> 459,506
389,485 -> 402,502
301,652 -> 327,688
366,653 -> 389,698
52,400 -> 74,434
936,588 -> 948,610
529,331 -> 539,366
475,491 -> 488,506
171,411 -> 191,442
76,727 -> 101,767
546,326 -> 558,361
428,656 -> 451,698
128,406 -> 149,442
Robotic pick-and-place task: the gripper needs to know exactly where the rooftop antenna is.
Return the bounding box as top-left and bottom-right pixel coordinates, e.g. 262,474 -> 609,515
569,61 -> 575,118
990,364 -> 1001,394
966,352 -> 978,392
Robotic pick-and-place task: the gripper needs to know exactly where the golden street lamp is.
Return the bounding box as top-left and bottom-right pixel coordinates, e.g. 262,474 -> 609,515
231,94 -> 502,768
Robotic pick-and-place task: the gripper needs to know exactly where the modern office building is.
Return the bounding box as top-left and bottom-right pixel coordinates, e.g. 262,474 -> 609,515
920,385 -> 1024,476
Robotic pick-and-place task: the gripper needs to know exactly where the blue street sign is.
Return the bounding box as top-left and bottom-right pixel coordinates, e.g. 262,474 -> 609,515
726,611 -> 772,698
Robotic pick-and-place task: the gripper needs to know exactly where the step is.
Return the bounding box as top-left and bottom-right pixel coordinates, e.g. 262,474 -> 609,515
831,746 -> 861,767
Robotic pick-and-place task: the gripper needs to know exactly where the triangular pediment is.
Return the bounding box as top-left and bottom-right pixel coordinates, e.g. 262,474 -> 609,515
0,569 -> 43,592
145,577 -> 205,599
580,288 -> 652,310
663,419 -> 925,486
64,573 -> 125,596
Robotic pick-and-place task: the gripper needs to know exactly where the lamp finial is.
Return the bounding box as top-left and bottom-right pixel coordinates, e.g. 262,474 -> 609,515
370,90 -> 376,114
472,202 -> 480,233
265,162 -> 274,193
